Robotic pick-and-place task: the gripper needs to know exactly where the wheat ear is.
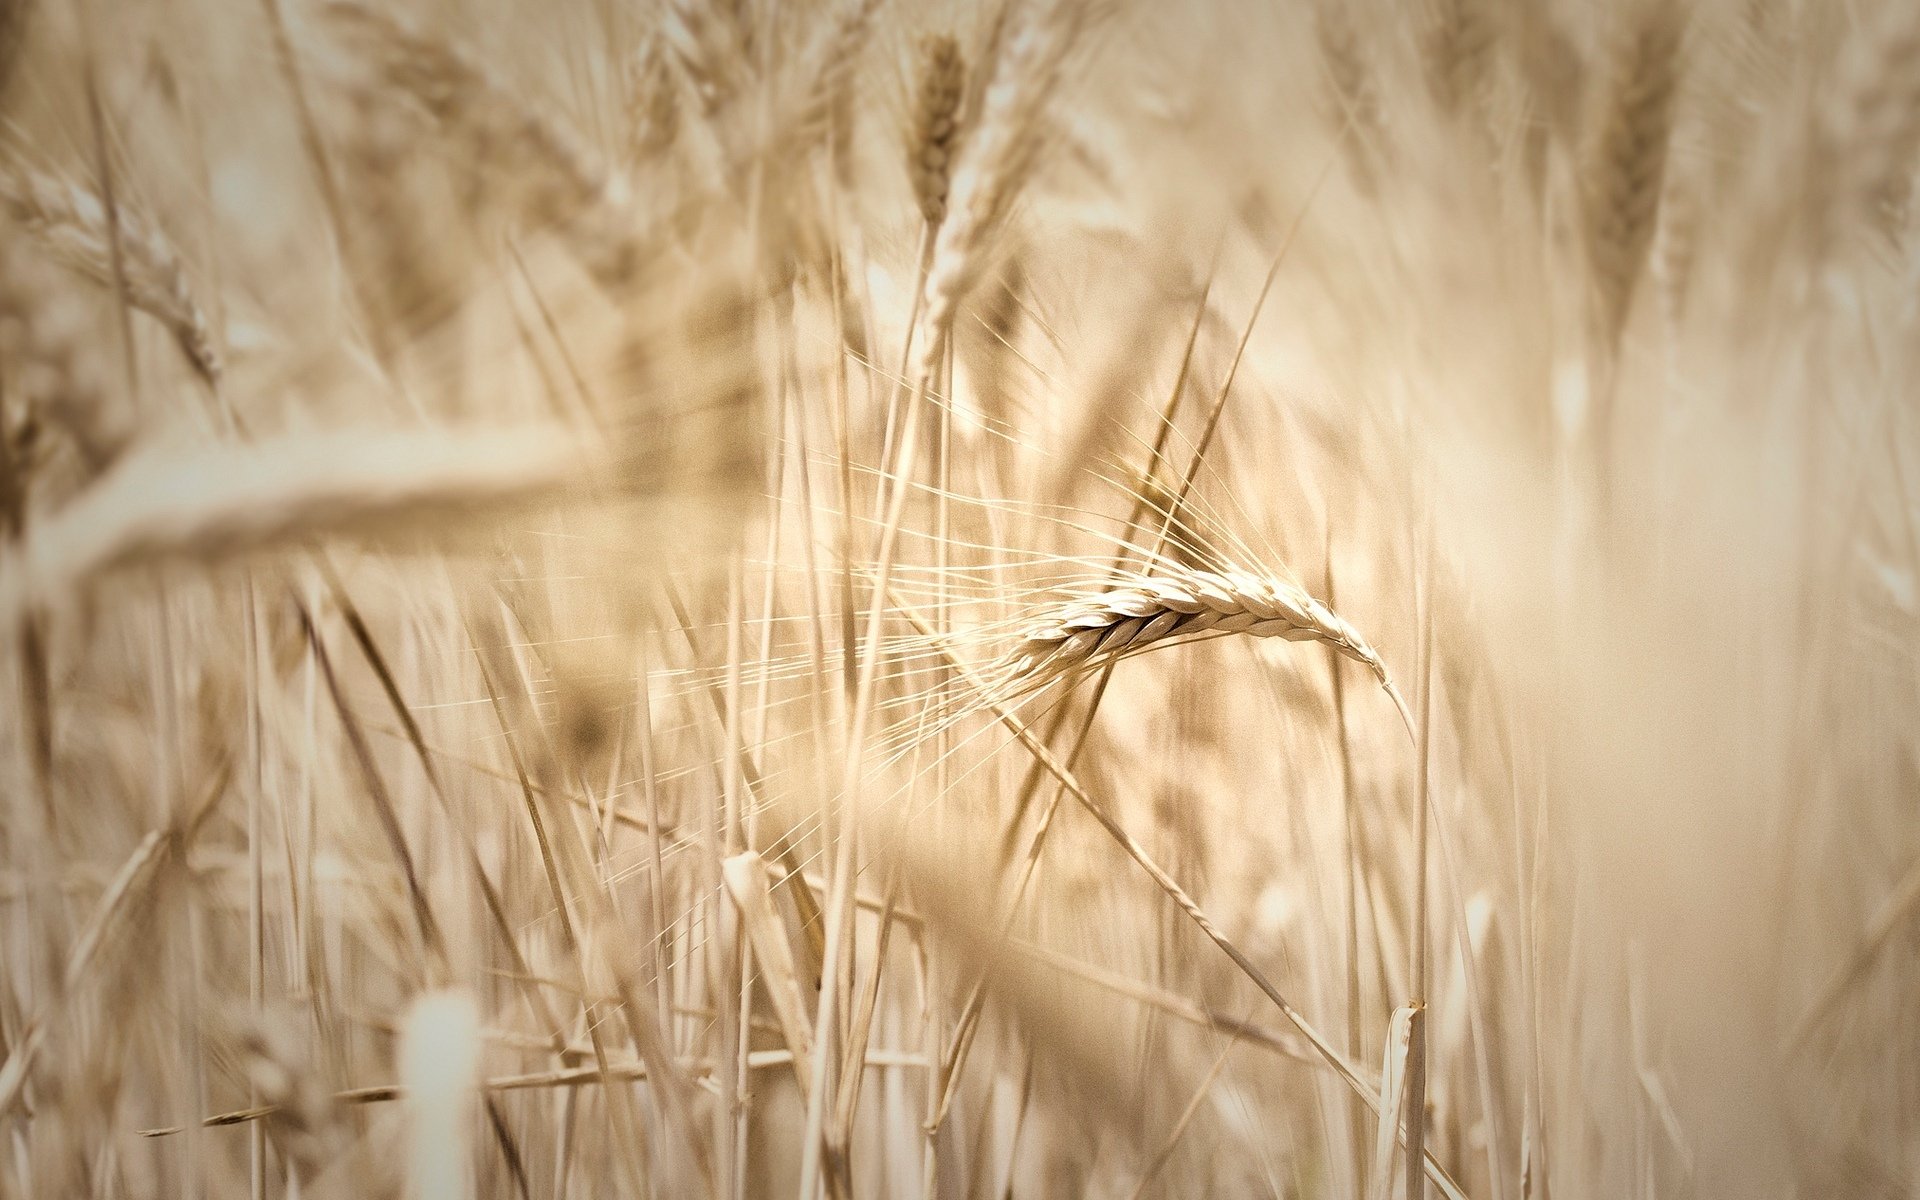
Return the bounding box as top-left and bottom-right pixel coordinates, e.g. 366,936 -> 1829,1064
0,161 -> 222,385
1818,6 -> 1920,252
624,29 -> 681,165
1582,6 -> 1683,350
996,566 -> 1393,699
324,1 -> 640,280
0,423 -> 590,626
790,0 -> 883,163
912,0 -> 1094,379
908,34 -> 967,225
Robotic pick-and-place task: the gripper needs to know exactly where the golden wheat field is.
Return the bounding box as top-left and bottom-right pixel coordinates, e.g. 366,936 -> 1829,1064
0,0 -> 1915,1195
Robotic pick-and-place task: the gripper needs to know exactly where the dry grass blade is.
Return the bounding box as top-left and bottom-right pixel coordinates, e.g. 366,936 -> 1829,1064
721,851 -> 816,1101
1370,1004 -> 1418,1200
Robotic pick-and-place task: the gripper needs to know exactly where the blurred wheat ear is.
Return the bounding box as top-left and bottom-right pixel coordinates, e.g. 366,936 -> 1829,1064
0,159 -> 223,385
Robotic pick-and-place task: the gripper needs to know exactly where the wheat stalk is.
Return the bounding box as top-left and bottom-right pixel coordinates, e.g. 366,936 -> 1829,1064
0,161 -> 222,386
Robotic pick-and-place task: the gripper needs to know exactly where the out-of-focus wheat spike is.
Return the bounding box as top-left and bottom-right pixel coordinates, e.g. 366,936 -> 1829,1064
0,243 -> 119,491
325,0 -> 613,210
908,34 -> 967,225
1423,0 -> 1497,121
625,28 -> 681,164
1314,0 -> 1387,192
790,0 -> 883,168
995,566 -> 1392,698
0,161 -> 222,386
913,0 -> 1096,379
1817,7 -> 1920,255
1654,164 -> 1699,340
1582,5 -> 1685,350
0,423 -> 592,625
325,0 -> 645,283
401,990 -> 481,1200
661,0 -> 746,117
961,0 -> 1017,130
1513,4 -> 1585,196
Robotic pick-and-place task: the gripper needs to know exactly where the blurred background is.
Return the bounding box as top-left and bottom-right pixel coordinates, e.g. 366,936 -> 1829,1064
0,0 -> 1914,1196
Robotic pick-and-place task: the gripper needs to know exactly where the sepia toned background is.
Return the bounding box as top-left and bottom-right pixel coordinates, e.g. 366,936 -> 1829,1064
0,0 -> 1912,1196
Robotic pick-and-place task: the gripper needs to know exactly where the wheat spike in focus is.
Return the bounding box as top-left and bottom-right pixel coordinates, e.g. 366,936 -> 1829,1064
998,566 -> 1392,696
